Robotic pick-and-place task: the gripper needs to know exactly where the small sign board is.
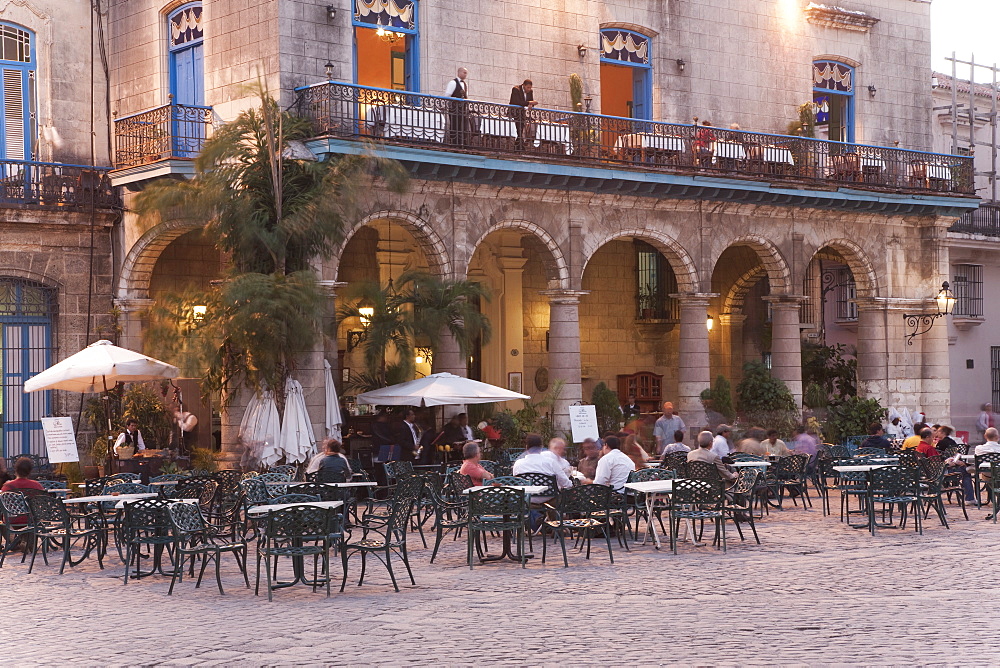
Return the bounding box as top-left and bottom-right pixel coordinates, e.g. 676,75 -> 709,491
41,417 -> 80,463
568,405 -> 599,443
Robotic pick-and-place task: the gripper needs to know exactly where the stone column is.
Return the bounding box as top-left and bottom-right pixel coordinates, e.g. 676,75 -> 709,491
855,298 -> 890,405
763,296 -> 804,408
673,293 -> 717,433
717,313 -> 746,386
918,299 -> 952,424
113,298 -> 154,352
431,328 -> 466,377
540,289 -> 588,432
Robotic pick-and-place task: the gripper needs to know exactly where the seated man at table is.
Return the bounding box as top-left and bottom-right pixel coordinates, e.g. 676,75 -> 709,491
542,437 -> 572,477
915,427 -> 942,459
860,422 -> 893,452
585,436 -> 634,493
458,441 -> 493,487
576,438 -> 602,480
1,457 -> 45,526
315,438 -> 352,482
661,430 -> 690,455
687,431 -> 736,482
512,433 -> 572,498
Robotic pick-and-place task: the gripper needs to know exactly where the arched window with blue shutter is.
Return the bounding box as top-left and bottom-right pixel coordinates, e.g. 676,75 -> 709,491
813,60 -> 854,143
0,23 -> 36,161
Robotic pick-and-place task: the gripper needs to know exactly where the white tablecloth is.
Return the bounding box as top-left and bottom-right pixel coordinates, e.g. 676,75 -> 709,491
713,141 -> 747,161
368,104 -> 446,143
533,122 -> 571,154
615,133 -> 686,153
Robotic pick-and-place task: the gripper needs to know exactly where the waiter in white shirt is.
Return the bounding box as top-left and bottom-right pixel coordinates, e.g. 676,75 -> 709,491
444,67 -> 470,145
457,413 -> 475,441
114,419 -> 146,457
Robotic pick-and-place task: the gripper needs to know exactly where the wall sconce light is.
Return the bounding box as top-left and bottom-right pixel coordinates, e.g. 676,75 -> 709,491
415,346 -> 433,366
324,60 -> 335,80
577,44 -> 587,58
868,84 -> 877,98
583,95 -> 592,113
902,281 -> 955,345
358,306 -> 374,326
675,58 -> 686,72
347,330 -> 366,351
192,305 -> 207,321
326,5 -> 336,20
706,314 -> 714,332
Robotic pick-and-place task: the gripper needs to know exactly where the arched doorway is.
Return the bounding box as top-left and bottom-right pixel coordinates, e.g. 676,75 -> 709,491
712,245 -> 774,385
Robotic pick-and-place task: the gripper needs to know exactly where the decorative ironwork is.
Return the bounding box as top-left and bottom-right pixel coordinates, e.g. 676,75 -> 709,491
951,202 -> 1000,236
113,103 -> 213,170
0,160 -> 116,208
293,81 -> 976,196
902,281 -> 955,345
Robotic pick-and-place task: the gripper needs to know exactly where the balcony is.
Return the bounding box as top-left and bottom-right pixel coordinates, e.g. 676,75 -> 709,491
111,103 -> 213,186
950,202 -> 1000,236
295,82 -> 975,197
0,160 -> 117,209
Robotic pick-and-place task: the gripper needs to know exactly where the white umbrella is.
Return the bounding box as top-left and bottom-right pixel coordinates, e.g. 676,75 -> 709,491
238,389 -> 281,468
324,359 -> 344,441
23,339 -> 179,393
278,377 -> 317,464
356,372 -> 530,407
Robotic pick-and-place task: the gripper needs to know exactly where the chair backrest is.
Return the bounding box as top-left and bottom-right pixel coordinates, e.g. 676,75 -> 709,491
102,482 -> 152,495
26,494 -> 67,524
254,472 -> 291,497
109,472 -> 142,483
269,493 -> 322,505
670,479 -> 722,506
479,460 -> 497,474
730,467 -> 761,495
263,505 -> 331,542
168,501 -> 206,537
385,476 -> 425,539
0,490 -> 29,520
772,454 -> 808,477
919,458 -> 946,489
870,465 -> 919,496
292,483 -> 351,503
977,453 -> 1000,488
554,483 -> 611,516
469,486 -> 528,518
240,471 -> 261,481
268,465 -> 297,478
856,447 -> 886,456
730,453 -> 765,462
123,498 -> 174,536
151,474 -> 187,483
173,477 -> 213,499
829,445 -> 851,459
628,468 -> 676,483
213,469 -> 242,491
315,468 -> 348,483
239,477 -> 271,505
487,475 -> 531,486
384,460 -> 415,484
449,472 -> 475,494
492,464 -> 513,478
514,472 -> 558,496
198,480 -> 219,510
84,476 -> 115,496
685,460 -> 723,489
37,480 -> 65,491
664,453 -> 688,476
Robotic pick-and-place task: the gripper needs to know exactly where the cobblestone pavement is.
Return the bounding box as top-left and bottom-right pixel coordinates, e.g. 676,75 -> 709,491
2,494 -> 999,666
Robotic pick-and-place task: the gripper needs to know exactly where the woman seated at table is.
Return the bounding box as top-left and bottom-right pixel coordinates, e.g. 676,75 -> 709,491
458,441 -> 494,487
1,457 -> 45,526
315,438 -> 352,480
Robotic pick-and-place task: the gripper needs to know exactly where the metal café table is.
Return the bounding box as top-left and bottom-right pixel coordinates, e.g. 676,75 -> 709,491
463,485 -> 547,562
832,464 -> 891,533
248,500 -> 345,590
623,479 -> 675,549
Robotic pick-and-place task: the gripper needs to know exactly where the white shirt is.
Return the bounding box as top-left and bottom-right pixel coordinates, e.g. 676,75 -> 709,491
710,434 -> 730,459
975,440 -> 1000,455
444,78 -> 467,97
593,448 -> 634,492
512,450 -> 572,490
306,451 -> 326,474
542,450 -> 571,475
114,429 -> 145,452
461,425 -> 475,441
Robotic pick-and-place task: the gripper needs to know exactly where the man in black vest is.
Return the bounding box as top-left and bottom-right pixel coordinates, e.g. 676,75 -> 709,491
444,67 -> 469,145
508,79 -> 538,149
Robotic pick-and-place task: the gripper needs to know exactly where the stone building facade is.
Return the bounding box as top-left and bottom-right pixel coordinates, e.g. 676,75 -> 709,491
0,0 -> 118,459
99,0 -> 978,457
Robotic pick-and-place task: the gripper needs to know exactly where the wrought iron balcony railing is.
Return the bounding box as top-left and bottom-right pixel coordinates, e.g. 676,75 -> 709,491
0,160 -> 117,209
951,202 -> 1000,236
295,81 -> 975,196
113,103 -> 213,170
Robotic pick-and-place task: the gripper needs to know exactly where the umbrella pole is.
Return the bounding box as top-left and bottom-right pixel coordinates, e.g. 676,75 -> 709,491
103,376 -> 114,474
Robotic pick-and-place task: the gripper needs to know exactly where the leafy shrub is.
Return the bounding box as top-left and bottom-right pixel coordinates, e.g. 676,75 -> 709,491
591,382 -> 622,434
823,396 -> 886,445
736,361 -> 798,435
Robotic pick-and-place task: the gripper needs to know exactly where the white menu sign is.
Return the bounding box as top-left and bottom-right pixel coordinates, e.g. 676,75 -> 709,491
568,405 -> 599,443
41,417 -> 80,463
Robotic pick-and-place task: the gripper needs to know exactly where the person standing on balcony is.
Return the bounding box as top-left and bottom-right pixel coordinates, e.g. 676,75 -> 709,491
509,79 -> 538,150
444,67 -> 470,146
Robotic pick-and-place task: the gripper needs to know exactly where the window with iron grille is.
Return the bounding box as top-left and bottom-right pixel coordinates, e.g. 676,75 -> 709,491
635,241 -> 678,321
992,347 -> 1000,409
953,264 -> 983,317
835,267 -> 857,321
800,269 -> 816,325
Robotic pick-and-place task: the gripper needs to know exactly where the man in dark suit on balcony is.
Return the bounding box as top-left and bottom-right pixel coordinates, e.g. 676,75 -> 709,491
508,79 -> 538,150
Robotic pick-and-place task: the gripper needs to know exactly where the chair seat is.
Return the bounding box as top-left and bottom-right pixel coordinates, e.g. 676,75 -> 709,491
545,518 -> 603,529
261,545 -> 326,557
871,495 -> 917,504
346,538 -> 401,549
672,510 -> 724,519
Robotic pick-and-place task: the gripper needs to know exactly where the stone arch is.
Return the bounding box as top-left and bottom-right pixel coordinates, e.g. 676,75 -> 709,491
716,234 -> 791,295
466,219 -> 570,289
331,209 -> 452,281
722,265 -> 768,313
814,53 -> 861,69
581,228 -> 698,293
599,21 -> 659,37
118,218 -> 202,299
807,238 -> 880,298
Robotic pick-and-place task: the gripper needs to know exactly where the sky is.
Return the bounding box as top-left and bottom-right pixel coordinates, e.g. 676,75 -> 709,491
931,0 -> 1000,77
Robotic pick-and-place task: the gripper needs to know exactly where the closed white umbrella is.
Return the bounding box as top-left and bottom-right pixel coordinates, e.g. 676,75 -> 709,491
23,339 -> 179,394
278,377 -> 317,464
356,372 -> 530,407
238,389 -> 281,468
324,359 -> 344,441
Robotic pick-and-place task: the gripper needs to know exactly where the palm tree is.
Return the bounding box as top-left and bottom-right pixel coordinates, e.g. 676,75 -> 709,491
397,271 -> 492,375
134,85 -> 406,403
338,280 -> 413,391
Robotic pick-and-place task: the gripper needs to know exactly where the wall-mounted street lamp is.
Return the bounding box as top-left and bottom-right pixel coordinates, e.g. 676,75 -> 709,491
415,346 -> 433,365
902,281 -> 956,345
326,5 -> 337,21
325,60 -> 335,80
577,44 -> 588,58
347,305 -> 375,350
706,314 -> 714,331
868,84 -> 877,98
675,58 -> 686,72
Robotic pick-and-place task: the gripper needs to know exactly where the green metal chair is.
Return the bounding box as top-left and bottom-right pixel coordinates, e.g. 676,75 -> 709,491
542,484 -> 616,567
668,479 -> 726,554
169,501 -> 250,595
122,498 -> 176,584
467,486 -> 528,569
26,494 -> 104,574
